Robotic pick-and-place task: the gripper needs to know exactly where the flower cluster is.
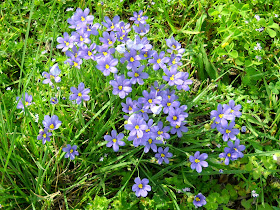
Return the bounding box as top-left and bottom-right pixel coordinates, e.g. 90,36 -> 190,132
210,100 -> 241,141
37,115 -> 61,144
219,139 -> 245,165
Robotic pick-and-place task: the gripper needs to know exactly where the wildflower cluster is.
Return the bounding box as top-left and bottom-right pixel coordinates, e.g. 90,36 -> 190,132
210,100 -> 246,165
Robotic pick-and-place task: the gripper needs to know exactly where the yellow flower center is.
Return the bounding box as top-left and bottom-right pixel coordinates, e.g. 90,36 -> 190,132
49,124 -> 54,129
87,27 -> 91,31
226,129 -> 231,134
168,95 -> 171,99
141,30 -> 143,32
148,99 -> 152,103
234,148 -> 238,151
161,153 -> 165,157
78,93 -> 82,97
137,17 -> 141,21
64,41 -> 69,46
111,24 -> 114,29
195,197 -> 200,202
148,139 -> 153,144
145,129 -> 150,132
80,36 -> 84,41
230,109 -> 234,113
175,125 -> 180,129
122,30 -> 125,33
227,153 -> 231,157
50,75 -> 55,79
105,64 -> 110,69
43,134 -> 46,138
135,125 -> 139,129
219,114 -> 224,119
167,102 -> 171,107
118,86 -> 123,90
25,101 -> 29,106
134,73 -> 139,77
157,131 -> 163,135
172,59 -> 176,64
103,52 -> 108,56
88,51 -> 92,56
112,138 -> 117,143
195,159 -> 200,163
75,53 -> 78,58
157,58 -> 161,64
215,121 -> 219,124
108,40 -> 113,45
138,184 -> 143,189
81,16 -> 85,21
70,149 -> 73,153
172,45 -> 176,49
128,106 -> 132,111
173,116 -> 177,121
120,37 -> 123,40
144,52 -> 148,57
170,75 -> 175,81
140,109 -> 144,113
74,62 -> 78,67
130,57 -> 135,62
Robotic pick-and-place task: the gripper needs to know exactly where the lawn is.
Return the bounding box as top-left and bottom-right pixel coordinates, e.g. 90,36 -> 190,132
0,0 -> 280,209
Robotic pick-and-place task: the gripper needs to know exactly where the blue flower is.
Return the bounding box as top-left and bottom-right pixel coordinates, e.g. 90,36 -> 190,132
62,144 -> 79,160
132,177 -> 151,197
104,130 -> 125,152
155,147 -> 173,164
189,151 -> 208,173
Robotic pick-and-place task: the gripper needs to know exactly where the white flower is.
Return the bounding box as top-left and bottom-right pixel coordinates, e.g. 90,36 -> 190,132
217,144 -> 221,148
273,154 -> 278,161
254,15 -> 260,21
52,58 -> 56,62
182,187 -> 190,192
255,56 -> 262,61
99,157 -> 104,162
151,2 -> 155,5
35,114 -> 39,123
66,8 -> 74,12
218,15 -> 221,18
275,14 -> 278,18
254,43 -> 262,51
244,20 -> 249,24
41,50 -> 47,55
6,87 -> 11,90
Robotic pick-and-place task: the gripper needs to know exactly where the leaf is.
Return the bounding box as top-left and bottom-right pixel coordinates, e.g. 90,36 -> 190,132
241,198 -> 253,209
267,28 -> 276,38
229,50 -> 238,58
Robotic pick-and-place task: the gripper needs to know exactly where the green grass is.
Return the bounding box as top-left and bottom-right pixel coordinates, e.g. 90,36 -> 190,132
1,0 -> 280,209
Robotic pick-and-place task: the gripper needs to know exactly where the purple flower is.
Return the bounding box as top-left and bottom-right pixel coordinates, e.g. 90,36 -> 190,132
79,43 -> 96,60
132,177 -> 151,197
210,104 -> 234,128
42,64 -> 61,85
176,72 -> 193,91
50,97 -> 58,105
104,130 -> 125,152
69,82 -> 90,105
170,122 -> 188,138
99,31 -> 116,46
224,100 -> 242,118
85,23 -> 100,36
161,94 -> 180,114
125,114 -> 148,138
189,151 -> 208,173
148,51 -> 170,70
166,36 -> 185,56
109,74 -> 132,99
130,10 -> 148,24
162,66 -> 184,86
102,16 -> 120,31
16,92 -> 33,110
121,97 -> 138,114
219,147 -> 238,165
193,193 -> 207,207
96,55 -> 118,76
143,137 -> 162,153
72,29 -> 91,47
128,134 -> 147,147
127,65 -> 149,85
138,89 -> 162,111
120,49 -> 141,69
69,8 -> 94,29
166,107 -> 187,127
42,115 -> 62,130
116,21 -> 131,34
217,121 -> 240,141
241,126 -> 246,133
133,23 -> 150,36
228,139 -> 245,158
62,144 -> 79,160
64,52 -> 83,69
139,49 -> 155,60
168,54 -> 182,66
56,32 -> 75,52
151,121 -> 170,140
155,147 -> 173,164
37,128 -> 52,144
95,45 -> 116,61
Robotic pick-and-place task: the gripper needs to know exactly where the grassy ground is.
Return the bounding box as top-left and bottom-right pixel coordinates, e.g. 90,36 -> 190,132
1,0 -> 280,209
